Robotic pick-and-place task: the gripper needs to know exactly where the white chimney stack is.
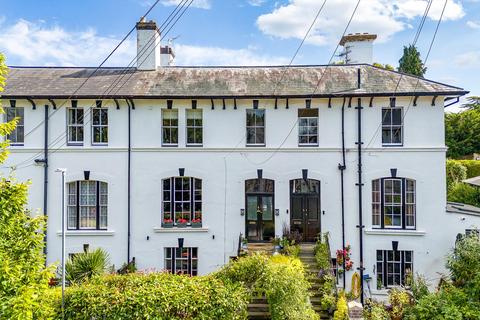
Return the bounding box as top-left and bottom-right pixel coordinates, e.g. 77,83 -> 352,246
339,33 -> 377,65
136,18 -> 161,70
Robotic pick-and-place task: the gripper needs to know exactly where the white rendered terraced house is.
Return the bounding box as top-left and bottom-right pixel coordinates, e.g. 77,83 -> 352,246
2,21 -> 480,300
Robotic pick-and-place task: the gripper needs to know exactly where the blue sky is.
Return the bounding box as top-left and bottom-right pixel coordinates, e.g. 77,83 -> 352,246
0,0 -> 478,111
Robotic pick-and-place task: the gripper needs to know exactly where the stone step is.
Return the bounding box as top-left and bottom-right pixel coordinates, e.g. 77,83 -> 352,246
247,311 -> 270,320
248,303 -> 270,313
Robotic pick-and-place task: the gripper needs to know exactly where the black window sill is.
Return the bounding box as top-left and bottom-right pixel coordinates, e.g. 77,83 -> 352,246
67,143 -> 84,147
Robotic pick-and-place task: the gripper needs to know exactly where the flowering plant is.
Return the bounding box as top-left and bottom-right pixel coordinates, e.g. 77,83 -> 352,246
336,244 -> 353,271
192,218 -> 202,223
163,218 -> 173,223
176,218 -> 188,224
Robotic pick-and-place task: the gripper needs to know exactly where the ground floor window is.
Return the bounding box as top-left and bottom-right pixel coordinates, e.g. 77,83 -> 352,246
376,250 -> 413,289
164,247 -> 198,276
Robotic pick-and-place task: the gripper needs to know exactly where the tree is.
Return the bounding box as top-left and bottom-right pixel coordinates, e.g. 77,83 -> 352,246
0,53 -> 56,319
0,53 -> 17,163
445,105 -> 480,158
398,45 -> 426,77
373,62 -> 395,71
462,96 -> 480,111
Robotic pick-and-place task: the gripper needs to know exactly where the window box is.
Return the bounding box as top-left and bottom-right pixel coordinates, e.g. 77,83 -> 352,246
191,221 -> 202,228
176,219 -> 188,228
163,221 -> 174,228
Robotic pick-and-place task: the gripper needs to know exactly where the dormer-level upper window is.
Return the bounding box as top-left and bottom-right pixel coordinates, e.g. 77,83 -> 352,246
382,107 -> 403,146
67,108 -> 84,145
92,107 -> 108,145
246,109 -> 265,146
186,109 -> 203,146
162,109 -> 178,146
298,108 -> 318,146
5,107 -> 24,145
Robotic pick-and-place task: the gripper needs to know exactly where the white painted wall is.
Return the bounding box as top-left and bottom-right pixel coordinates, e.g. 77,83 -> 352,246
2,96 -> 479,299
343,40 -> 375,65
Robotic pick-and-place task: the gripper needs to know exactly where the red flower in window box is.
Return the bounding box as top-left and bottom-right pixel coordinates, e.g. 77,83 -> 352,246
163,218 -> 174,228
177,218 -> 188,227
192,218 -> 202,228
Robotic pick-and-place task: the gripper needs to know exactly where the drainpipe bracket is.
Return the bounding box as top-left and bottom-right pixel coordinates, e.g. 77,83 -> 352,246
354,106 -> 364,110
356,225 -> 365,229
355,183 -> 365,186
338,164 -> 346,170
354,141 -> 364,145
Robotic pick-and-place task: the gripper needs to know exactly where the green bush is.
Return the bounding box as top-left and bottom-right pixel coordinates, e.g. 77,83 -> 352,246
446,160 -> 467,192
314,234 -> 337,311
333,292 -> 349,320
217,253 -> 318,320
448,182 -> 480,207
363,299 -> 390,320
457,160 -> 480,178
0,178 -> 56,319
66,248 -> 110,284
54,273 -> 249,320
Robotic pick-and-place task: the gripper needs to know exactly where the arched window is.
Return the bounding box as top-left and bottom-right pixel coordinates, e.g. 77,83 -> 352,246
67,180 -> 108,230
162,177 -> 202,227
372,178 -> 415,229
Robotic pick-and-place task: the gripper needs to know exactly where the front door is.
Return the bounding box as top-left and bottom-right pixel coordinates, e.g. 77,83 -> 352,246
245,178 -> 275,242
290,179 -> 320,242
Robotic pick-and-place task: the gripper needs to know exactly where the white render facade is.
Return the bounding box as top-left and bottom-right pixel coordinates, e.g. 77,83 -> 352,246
2,29 -> 479,299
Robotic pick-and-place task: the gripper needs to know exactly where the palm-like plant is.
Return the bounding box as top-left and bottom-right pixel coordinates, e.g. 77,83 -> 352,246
65,248 -> 110,283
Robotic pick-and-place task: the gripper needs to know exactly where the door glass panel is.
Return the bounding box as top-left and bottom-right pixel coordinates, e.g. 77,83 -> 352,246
262,196 -> 273,221
308,196 -> 319,221
291,197 -> 302,220
247,196 -> 258,220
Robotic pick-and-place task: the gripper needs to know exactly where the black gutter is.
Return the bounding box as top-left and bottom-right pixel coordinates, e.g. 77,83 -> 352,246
338,97 -> 347,289
126,99 -> 132,264
2,91 -> 469,100
355,97 -> 365,304
43,104 -> 49,256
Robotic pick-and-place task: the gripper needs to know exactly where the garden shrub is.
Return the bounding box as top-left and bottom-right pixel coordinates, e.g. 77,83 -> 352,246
313,234 -> 337,311
65,248 -> 110,284
264,255 -> 318,320
56,272 -> 249,320
388,288 -> 412,320
363,299 -> 390,320
333,292 -> 349,320
0,178 -> 56,320
457,160 -> 480,179
446,160 -> 467,192
448,182 -> 480,207
216,253 -> 318,320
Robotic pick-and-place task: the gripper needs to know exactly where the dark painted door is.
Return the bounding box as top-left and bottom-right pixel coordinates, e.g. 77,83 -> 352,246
246,195 -> 274,241
290,179 -> 320,242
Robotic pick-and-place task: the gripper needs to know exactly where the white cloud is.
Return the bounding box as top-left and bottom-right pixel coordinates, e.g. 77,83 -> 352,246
248,0 -> 267,6
454,51 -> 480,68
0,19 -> 135,66
0,19 -> 288,67
174,44 -> 289,65
467,20 -> 480,29
161,0 -> 211,9
256,0 -> 465,46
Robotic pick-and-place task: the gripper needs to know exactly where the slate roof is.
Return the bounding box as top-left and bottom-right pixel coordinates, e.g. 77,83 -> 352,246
2,64 -> 467,99
447,202 -> 480,217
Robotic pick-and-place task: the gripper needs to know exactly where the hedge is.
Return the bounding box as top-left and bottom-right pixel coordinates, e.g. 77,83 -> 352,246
455,160 -> 480,179
216,254 -> 318,320
47,273 -> 249,320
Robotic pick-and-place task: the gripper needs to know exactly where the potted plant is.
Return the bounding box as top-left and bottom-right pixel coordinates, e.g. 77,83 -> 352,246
163,214 -> 174,228
176,218 -> 188,228
191,218 -> 202,228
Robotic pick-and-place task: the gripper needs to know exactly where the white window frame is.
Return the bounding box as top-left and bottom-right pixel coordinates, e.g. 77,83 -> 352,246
162,177 -> 202,226
91,107 -> 108,145
186,109 -> 203,146
372,178 -> 416,230
67,108 -> 84,145
67,180 -> 108,230
376,250 -> 413,289
4,107 -> 24,146
298,108 -> 318,146
164,247 -> 198,276
381,107 -> 403,146
162,109 -> 178,146
246,109 -> 266,146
